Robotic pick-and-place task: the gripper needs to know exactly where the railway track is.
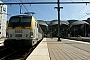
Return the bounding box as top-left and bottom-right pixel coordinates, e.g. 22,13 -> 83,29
0,46 -> 36,60
0,46 -> 14,60
6,48 -> 35,60
0,45 -> 36,60
0,40 -> 41,60
0,46 -> 6,49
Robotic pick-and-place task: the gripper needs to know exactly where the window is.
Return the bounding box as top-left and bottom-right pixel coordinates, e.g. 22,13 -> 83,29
20,17 -> 31,26
8,16 -> 31,27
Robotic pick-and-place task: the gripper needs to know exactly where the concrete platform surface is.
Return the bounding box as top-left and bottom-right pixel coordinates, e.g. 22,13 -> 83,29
26,38 -> 50,60
47,38 -> 90,60
26,38 -> 90,60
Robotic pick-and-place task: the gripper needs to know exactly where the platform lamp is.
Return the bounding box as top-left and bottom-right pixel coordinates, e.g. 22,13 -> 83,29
54,0 -> 63,41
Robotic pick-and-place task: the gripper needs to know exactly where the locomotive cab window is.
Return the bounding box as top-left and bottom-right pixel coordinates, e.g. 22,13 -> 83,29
8,16 -> 31,27
8,17 -> 20,27
20,17 -> 31,27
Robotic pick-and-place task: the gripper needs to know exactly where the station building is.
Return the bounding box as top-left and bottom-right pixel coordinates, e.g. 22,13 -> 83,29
0,1 -> 7,38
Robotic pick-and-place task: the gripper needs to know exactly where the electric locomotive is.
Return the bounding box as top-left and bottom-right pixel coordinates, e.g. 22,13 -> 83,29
4,15 -> 43,48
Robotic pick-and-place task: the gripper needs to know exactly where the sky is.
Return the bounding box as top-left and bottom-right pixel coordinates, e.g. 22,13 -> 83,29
1,0 -> 90,21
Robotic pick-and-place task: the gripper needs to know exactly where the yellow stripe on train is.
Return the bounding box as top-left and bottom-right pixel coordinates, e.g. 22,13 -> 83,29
7,27 -> 32,30
31,16 -> 35,28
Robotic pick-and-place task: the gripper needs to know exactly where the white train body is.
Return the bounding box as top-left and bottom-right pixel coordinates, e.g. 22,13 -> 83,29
4,15 -> 43,48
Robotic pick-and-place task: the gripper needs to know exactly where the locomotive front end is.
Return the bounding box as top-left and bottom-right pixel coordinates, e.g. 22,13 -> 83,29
4,15 -> 35,48
5,29 -> 34,48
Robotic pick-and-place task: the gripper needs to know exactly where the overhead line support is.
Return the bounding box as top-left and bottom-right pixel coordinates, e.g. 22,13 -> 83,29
0,2 -> 90,5
57,0 -> 61,41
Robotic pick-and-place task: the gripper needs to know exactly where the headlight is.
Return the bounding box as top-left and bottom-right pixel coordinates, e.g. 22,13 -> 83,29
31,35 -> 33,38
30,32 -> 33,38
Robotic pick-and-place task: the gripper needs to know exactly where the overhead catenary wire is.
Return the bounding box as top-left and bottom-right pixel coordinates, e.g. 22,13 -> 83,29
76,0 -> 90,20
82,0 -> 85,2
72,9 -> 90,20
29,4 -> 33,12
25,0 -> 37,15
15,0 -> 27,14
71,0 -> 73,2
19,0 -> 28,12
27,0 -> 34,11
29,0 -> 36,12
30,0 -> 56,18
22,4 -> 28,12
72,5 -> 87,19
1,2 -> 90,5
2,0 -> 11,2
15,0 -> 18,2
15,0 -> 22,14
9,5 -> 18,14
78,14 -> 89,19
71,0 -> 89,19
2,1 -> 90,20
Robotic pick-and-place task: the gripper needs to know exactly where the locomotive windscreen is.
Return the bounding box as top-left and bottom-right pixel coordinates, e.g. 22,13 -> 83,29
8,16 -> 31,27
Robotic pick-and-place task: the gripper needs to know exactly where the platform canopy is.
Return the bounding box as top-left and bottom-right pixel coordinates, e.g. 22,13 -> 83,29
70,20 -> 89,27
37,20 -> 48,27
60,21 -> 69,26
50,20 -> 68,26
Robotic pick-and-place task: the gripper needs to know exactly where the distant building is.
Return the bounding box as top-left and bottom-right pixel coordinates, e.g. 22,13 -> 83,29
0,1 -> 7,38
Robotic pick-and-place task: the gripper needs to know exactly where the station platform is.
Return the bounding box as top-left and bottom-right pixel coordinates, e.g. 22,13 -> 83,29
26,38 -> 50,60
66,37 -> 90,42
26,38 -> 90,60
